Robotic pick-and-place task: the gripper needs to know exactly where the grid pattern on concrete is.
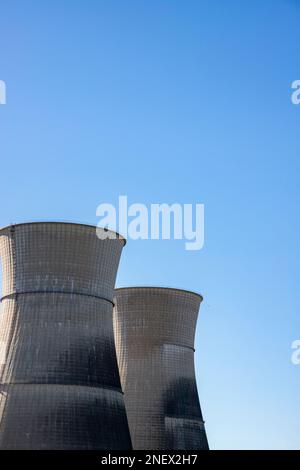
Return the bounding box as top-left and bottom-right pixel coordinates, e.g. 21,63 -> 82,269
0,222 -> 125,301
0,222 -> 131,450
113,287 -> 209,450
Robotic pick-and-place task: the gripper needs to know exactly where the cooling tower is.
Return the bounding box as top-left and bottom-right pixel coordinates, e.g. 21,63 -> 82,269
114,287 -> 209,450
0,222 -> 132,450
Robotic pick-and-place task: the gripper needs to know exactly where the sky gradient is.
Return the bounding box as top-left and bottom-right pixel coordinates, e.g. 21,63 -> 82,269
0,0 -> 300,449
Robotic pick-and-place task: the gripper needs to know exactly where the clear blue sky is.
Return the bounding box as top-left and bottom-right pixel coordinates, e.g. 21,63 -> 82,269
0,0 -> 300,449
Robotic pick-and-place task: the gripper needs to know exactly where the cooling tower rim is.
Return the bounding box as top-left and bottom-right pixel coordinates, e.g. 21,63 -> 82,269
0,221 -> 126,245
115,286 -> 203,301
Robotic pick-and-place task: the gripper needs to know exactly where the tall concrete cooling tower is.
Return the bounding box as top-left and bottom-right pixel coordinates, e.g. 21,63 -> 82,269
114,287 -> 209,450
0,222 -> 132,450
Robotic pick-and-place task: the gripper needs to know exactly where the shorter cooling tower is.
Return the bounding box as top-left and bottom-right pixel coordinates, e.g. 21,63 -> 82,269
114,287 -> 209,450
0,222 -> 132,450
